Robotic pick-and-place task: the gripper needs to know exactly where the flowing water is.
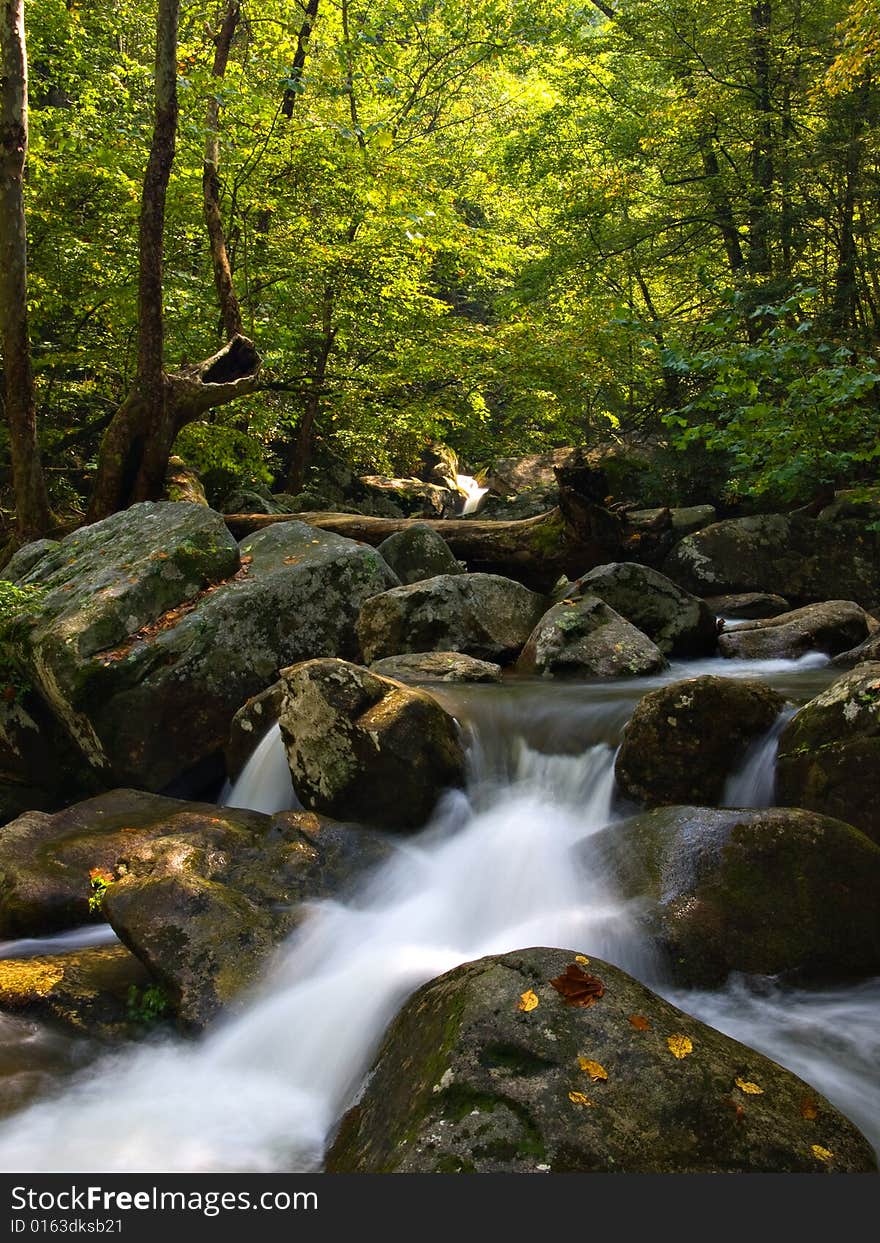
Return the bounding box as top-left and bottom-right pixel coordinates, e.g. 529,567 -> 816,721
0,653 -> 877,1170
456,473 -> 489,516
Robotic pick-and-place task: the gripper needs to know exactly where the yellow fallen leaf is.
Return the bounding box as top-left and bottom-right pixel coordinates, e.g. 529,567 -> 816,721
667,1034 -> 693,1059
518,989 -> 539,1012
811,1145 -> 834,1163
575,955 -> 590,965
578,1058 -> 608,1082
735,1077 -> 764,1095
568,1091 -> 594,1107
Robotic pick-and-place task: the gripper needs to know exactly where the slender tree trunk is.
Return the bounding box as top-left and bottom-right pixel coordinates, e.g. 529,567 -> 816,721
282,0 -> 319,117
286,288 -> 336,492
203,0 -> 243,338
747,0 -> 775,279
830,78 -> 870,334
0,0 -> 52,540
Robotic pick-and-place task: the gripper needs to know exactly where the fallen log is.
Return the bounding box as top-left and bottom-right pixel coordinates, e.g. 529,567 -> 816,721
225,491 -> 626,593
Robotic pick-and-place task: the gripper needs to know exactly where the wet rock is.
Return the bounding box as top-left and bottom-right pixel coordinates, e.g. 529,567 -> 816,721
832,632 -> 880,668
278,658 -> 465,831
615,676 -> 785,807
487,448 -> 586,496
776,662 -> 880,844
593,806 -> 880,986
326,948 -> 875,1173
629,504 -> 716,537
225,681 -> 285,780
718,601 -> 875,661
358,476 -> 460,517
516,596 -> 667,679
571,562 -> 717,656
377,524 -> 464,584
704,593 -> 791,620
358,574 -> 546,665
369,652 -> 502,684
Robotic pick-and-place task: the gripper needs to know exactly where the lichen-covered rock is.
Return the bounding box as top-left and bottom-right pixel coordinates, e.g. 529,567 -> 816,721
0,945 -> 153,1040
593,807 -> 880,986
663,513 -> 880,610
776,662 -> 880,843
278,659 -> 465,831
9,506 -> 399,790
224,681 -> 285,780
369,652 -> 502,684
358,476 -> 459,517
629,505 -> 716,536
358,574 -> 546,665
326,948 -> 875,1173
570,562 -> 718,656
615,676 -> 784,806
376,524 -> 464,584
516,595 -> 667,679
718,601 -> 875,660
704,592 -> 791,620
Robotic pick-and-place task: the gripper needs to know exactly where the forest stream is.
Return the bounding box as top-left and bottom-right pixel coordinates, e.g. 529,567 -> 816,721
0,654 -> 876,1173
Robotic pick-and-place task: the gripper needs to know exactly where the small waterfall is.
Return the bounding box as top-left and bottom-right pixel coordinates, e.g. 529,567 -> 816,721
222,723 -> 298,815
721,708 -> 795,808
455,473 -> 488,516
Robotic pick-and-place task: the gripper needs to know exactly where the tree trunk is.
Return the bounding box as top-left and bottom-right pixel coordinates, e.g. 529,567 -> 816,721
286,288 -> 336,492
0,0 -> 52,541
203,0 -> 243,338
282,0 -> 319,118
747,0 -> 775,279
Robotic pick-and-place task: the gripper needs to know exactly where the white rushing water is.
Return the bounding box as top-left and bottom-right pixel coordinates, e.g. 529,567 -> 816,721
221,723 -> 297,815
0,656 -> 876,1170
456,473 -> 489,516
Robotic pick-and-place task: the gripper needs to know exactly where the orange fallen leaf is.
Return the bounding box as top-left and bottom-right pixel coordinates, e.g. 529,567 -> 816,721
578,1058 -> 608,1082
811,1145 -> 834,1163
568,1091 -> 594,1107
628,1014 -> 651,1031
735,1077 -> 764,1095
667,1034 -> 693,1059
550,963 -> 605,1008
801,1097 -> 819,1121
518,989 -> 539,1013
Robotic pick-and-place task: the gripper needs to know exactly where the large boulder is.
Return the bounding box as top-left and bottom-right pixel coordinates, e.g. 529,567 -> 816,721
376,524 -> 464,584
571,562 -> 718,656
593,806 -> 880,986
662,513 -> 880,610
487,448 -> 585,496
278,659 -> 466,831
358,476 -> 460,517
615,676 -> 785,807
369,652 -> 502,684
516,596 -> 667,679
718,601 -> 875,661
8,505 -> 399,791
776,663 -> 880,844
357,574 -> 546,665
629,504 -> 716,537
703,592 -> 791,620
326,949 -> 875,1173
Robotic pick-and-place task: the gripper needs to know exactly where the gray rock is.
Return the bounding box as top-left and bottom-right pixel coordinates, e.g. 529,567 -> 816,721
369,652 -> 502,684
704,592 -> 791,620
278,658 -> 466,831
718,600 -> 875,660
225,681 -> 285,780
572,562 -> 717,656
615,676 -> 785,807
832,632 -> 880,668
516,595 -> 667,678
629,504 -> 716,536
358,573 -> 546,665
326,948 -> 875,1173
358,477 -> 460,517
377,524 -> 464,584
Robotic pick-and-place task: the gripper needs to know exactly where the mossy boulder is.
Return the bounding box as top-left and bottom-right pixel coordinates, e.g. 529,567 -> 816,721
8,505 -> 399,790
615,676 -> 785,807
357,573 -> 546,665
516,595 -> 667,679
376,524 -> 464,584
718,601 -> 875,661
369,652 -> 502,684
571,562 -> 718,656
592,806 -> 880,986
776,662 -> 880,843
278,658 -> 465,831
663,513 -> 880,610
326,948 -> 875,1173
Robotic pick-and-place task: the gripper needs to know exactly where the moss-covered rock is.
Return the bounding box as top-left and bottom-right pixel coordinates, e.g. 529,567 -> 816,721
571,562 -> 718,656
718,600 -> 875,660
516,595 -> 667,679
369,652 -> 502,684
592,806 -> 880,986
776,662 -> 880,843
376,524 -> 464,584
615,676 -> 785,807
358,573 -> 546,665
326,948 -> 875,1173
278,658 -> 465,831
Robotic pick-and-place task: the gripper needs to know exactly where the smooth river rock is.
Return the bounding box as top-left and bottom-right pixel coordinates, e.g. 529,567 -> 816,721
571,562 -> 718,656
718,600 -> 874,661
516,595 -> 667,679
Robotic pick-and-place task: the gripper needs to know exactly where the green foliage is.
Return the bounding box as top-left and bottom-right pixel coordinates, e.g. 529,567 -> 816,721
126,983 -> 170,1025
0,582 -> 44,702
87,868 -> 113,914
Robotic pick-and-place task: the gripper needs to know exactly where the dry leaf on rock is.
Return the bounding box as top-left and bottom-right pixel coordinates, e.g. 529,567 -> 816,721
550,963 -> 605,1007
666,1034 -> 693,1059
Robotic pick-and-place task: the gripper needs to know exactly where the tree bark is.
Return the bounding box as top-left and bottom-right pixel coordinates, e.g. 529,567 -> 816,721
282,0 -> 319,118
203,0 -> 243,338
0,0 -> 53,540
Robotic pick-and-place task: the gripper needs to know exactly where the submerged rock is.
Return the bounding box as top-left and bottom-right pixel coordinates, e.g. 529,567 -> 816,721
326,948 -> 875,1173
776,662 -> 880,844
376,524 -> 464,584
278,658 -> 465,831
614,676 -> 784,807
593,806 -> 880,986
718,600 -> 874,661
516,595 -> 667,679
369,652 -> 502,684
571,562 -> 717,656
357,573 -> 546,665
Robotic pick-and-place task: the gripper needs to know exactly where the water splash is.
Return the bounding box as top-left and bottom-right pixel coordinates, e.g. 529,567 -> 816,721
222,723 -> 297,815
